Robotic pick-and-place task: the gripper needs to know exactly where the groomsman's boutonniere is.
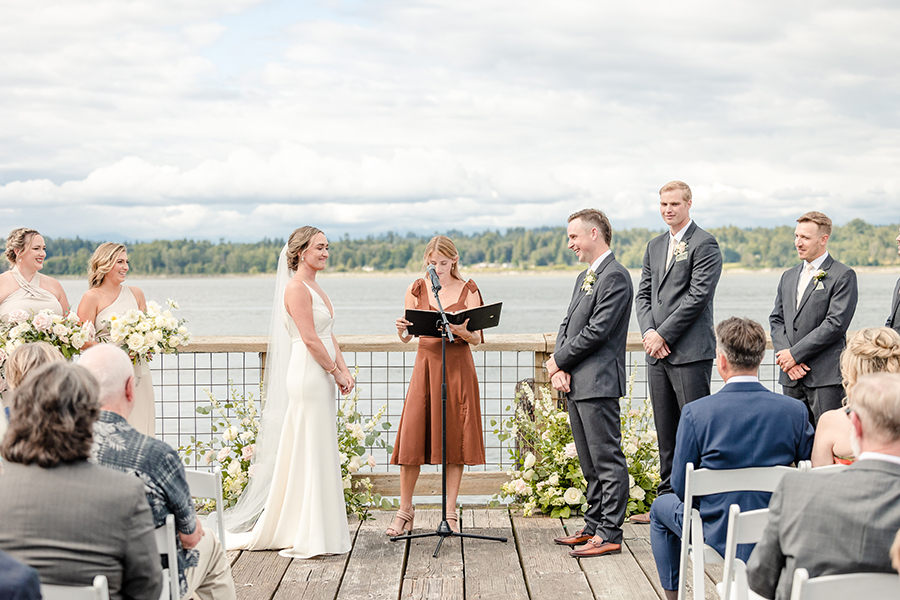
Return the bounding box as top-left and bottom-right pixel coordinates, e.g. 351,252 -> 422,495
674,241 -> 688,262
813,269 -> 827,290
581,270 -> 597,294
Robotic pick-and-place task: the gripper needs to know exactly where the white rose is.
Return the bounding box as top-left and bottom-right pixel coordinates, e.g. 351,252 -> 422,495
178,326 -> 188,335
563,487 -> 584,505
513,479 -> 528,495
630,486 -> 646,501
564,442 -> 579,459
548,473 -> 559,486
339,452 -> 348,464
350,423 -> 366,442
154,316 -> 168,329
239,430 -> 253,442
629,474 -> 635,488
227,460 -> 242,476
217,447 -> 230,462
624,442 -> 638,456
343,476 -> 352,490
348,455 -> 362,473
523,469 -> 535,481
71,333 -> 86,349
248,464 -> 258,478
524,452 -> 536,470
32,312 -> 54,332
222,426 -> 239,442
127,333 -> 145,351
137,320 -> 151,332
168,337 -> 181,348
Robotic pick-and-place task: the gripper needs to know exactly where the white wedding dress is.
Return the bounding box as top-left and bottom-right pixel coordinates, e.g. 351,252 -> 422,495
228,282 -> 351,557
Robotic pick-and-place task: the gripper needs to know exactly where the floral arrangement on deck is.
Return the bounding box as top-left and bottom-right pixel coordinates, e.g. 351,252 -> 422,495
336,369 -> 393,520
179,370 -> 392,519
492,368 -> 659,518
0,309 -> 94,370
180,384 -> 261,511
102,299 -> 191,365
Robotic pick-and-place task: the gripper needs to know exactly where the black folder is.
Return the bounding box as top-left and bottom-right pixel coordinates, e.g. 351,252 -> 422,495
404,302 -> 502,338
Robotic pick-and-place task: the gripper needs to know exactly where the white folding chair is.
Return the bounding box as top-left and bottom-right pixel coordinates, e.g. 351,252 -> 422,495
678,463 -> 797,600
184,465 -> 226,546
717,505 -> 770,600
154,513 -> 180,600
41,575 -> 110,600
798,460 -> 849,474
789,567 -> 899,600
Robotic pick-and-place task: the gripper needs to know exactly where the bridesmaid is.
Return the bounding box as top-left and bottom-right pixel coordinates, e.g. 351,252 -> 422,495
0,228 -> 69,319
77,243 -> 156,437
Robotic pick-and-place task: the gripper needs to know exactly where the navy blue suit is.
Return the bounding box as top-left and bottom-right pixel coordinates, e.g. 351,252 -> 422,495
649,380 -> 814,591
0,550 -> 41,600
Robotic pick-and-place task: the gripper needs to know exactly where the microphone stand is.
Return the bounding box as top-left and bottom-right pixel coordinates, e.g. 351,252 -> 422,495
390,271 -> 507,557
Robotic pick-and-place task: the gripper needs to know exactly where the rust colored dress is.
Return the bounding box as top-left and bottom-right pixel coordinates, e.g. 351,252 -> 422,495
390,278 -> 486,466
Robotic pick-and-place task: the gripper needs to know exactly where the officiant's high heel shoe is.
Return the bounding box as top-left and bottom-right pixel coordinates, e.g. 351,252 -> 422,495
386,508 -> 415,536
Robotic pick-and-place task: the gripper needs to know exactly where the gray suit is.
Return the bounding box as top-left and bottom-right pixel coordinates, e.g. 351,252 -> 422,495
769,254 -> 857,422
555,252 -> 632,543
635,221 -> 722,495
886,278 -> 900,335
747,460 -> 900,600
0,461 -> 162,600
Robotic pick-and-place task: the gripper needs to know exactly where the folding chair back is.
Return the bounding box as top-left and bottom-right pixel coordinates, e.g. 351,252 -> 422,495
41,575 -> 110,600
184,466 -> 227,546
789,567 -> 899,600
678,463 -> 796,600
719,505 -> 770,600
154,513 -> 180,600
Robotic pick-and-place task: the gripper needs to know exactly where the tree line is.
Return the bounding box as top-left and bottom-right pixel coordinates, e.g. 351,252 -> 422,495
5,219 -> 898,276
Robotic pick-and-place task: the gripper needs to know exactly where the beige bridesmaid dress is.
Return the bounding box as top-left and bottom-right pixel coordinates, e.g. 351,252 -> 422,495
96,285 -> 156,437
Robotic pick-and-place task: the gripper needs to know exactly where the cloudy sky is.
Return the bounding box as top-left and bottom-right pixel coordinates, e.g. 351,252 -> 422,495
1,0 -> 898,242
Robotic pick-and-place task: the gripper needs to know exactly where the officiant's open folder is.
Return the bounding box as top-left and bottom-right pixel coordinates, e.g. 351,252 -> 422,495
404,302 -> 502,338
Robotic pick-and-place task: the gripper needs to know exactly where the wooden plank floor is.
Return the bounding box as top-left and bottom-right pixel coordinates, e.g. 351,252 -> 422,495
229,508 -> 724,600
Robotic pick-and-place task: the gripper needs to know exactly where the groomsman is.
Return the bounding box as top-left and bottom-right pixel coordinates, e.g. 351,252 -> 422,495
769,211 -> 858,425
635,181 -> 722,499
886,227 -> 900,335
546,209 -> 632,558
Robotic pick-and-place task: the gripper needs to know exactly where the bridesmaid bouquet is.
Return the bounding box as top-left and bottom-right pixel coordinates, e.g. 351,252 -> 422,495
0,309 -> 95,369
103,299 -> 191,365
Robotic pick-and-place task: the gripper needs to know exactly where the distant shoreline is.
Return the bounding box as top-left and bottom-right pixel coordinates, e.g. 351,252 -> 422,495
52,263 -> 900,280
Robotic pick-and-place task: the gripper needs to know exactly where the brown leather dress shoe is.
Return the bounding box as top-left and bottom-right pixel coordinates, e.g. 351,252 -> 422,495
553,528 -> 593,546
569,537 -> 622,558
629,512 -> 651,524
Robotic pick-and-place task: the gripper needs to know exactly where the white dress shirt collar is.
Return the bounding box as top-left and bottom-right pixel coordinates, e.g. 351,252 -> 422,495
589,249 -> 612,273
670,219 -> 693,243
724,375 -> 760,384
803,251 -> 829,271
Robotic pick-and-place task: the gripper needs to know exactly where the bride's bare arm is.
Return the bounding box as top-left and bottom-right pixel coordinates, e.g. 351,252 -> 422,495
284,280 -> 335,372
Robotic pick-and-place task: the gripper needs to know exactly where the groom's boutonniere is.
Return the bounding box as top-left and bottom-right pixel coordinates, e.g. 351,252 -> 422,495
581,270 -> 597,294
813,269 -> 827,290
674,241 -> 688,262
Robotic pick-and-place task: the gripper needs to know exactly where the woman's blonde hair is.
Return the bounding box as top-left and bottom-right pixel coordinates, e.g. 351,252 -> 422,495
840,327 -> 900,403
286,226 -> 323,271
5,228 -> 40,266
88,242 -> 128,288
5,341 -> 65,390
422,236 -> 463,282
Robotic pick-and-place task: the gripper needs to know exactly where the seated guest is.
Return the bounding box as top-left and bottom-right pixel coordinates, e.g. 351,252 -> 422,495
811,327 -> 900,466
0,341 -> 63,441
0,362 -> 161,600
748,372 -> 900,599
649,317 -> 814,600
0,549 -> 41,600
81,344 -> 236,600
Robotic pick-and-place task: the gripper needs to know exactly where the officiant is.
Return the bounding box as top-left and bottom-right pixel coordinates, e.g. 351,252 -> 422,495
388,235 -> 487,537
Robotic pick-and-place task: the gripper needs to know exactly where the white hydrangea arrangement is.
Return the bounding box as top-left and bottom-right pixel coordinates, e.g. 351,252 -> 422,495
102,299 -> 191,364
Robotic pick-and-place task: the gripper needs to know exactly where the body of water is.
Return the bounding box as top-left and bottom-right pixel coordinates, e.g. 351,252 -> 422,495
59,269 -> 900,337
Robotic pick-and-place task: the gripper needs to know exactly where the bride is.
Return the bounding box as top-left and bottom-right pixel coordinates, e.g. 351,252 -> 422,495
224,226 -> 354,558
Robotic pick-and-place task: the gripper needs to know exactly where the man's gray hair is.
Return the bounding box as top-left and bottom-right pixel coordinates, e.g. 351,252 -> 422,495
78,344 -> 135,405
849,372 -> 900,443
715,317 -> 767,371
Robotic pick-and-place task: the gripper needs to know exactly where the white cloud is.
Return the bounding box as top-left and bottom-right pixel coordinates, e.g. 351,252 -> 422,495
1,0 -> 898,241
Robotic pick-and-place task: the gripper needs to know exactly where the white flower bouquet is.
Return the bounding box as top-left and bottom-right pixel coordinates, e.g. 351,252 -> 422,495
102,299 -> 191,365
0,309 -> 95,368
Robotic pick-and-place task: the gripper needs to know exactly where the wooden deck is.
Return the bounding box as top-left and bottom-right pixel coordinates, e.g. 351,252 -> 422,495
227,508 -> 725,600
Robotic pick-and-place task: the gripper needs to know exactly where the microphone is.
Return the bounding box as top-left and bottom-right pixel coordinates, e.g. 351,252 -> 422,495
426,264 -> 442,291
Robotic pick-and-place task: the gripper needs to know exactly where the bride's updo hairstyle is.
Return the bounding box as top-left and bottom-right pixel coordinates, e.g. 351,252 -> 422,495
840,327 -> 900,397
88,243 -> 128,288
286,226 -> 323,271
5,228 -> 41,266
423,235 -> 463,282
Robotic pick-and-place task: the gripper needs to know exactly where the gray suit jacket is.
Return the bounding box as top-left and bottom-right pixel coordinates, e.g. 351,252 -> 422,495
635,221 -> 723,365
747,460 -> 900,600
886,278 -> 900,335
0,461 -> 162,600
555,252 -> 633,401
769,255 -> 858,388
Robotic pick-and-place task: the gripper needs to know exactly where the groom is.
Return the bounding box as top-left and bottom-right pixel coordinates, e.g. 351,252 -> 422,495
546,209 -> 632,558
